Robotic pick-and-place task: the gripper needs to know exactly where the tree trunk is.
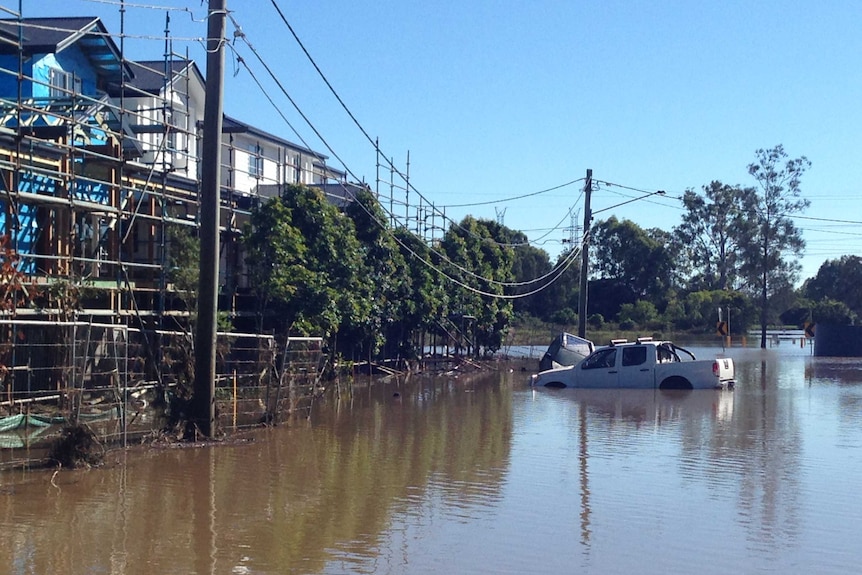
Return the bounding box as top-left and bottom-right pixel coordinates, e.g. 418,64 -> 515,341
759,226 -> 769,349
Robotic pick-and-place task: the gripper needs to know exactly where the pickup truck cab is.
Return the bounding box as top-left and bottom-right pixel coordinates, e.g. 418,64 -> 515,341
531,338 -> 735,390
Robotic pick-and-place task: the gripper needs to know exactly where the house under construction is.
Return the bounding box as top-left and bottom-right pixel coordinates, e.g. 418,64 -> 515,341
0,12 -> 340,461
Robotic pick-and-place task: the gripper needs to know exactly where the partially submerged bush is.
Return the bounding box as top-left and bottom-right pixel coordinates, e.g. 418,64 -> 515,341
48,424 -> 105,469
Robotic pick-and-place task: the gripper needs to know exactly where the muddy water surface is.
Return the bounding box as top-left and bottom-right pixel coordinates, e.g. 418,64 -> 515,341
2,343 -> 861,574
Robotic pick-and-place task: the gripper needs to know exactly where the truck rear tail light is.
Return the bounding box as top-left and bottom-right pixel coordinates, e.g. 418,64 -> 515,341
712,360 -> 719,377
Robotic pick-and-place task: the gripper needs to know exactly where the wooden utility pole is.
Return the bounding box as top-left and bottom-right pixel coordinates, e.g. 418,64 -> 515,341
194,0 -> 226,438
577,169 -> 592,339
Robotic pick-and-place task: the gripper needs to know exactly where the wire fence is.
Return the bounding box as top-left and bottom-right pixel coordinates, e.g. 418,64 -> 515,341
0,320 -> 324,469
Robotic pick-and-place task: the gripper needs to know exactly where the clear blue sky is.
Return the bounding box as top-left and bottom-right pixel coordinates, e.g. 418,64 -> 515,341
18,0 -> 862,284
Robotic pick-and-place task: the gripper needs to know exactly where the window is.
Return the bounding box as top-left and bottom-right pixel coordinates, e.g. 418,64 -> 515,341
293,153 -> 302,183
248,144 -> 263,178
49,68 -> 81,98
622,346 -> 647,367
581,348 -> 616,370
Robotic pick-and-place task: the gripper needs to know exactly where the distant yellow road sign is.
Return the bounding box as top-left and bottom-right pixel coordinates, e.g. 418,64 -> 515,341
716,321 -> 728,337
804,322 -> 816,338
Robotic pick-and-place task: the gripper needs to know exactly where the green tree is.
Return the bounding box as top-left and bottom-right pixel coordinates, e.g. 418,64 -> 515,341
674,181 -> 756,291
393,227 -> 450,357
587,313 -> 605,330
812,299 -> 856,325
243,192 -> 312,335
617,300 -> 658,326
168,226 -> 200,310
510,241 -> 553,319
168,226 -> 236,331
675,289 -> 753,334
661,292 -> 686,328
343,188 -> 410,359
440,217 -> 515,356
537,248 -> 581,324
803,255 -> 862,319
590,217 -> 675,318
744,145 -> 811,348
243,184 -> 367,348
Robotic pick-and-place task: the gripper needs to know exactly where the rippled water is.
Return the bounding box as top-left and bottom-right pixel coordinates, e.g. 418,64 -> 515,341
2,342 -> 862,574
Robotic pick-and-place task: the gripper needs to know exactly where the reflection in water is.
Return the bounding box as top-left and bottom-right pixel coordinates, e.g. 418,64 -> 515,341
577,402 -> 591,548
0,372 -> 514,574
2,349 -> 862,574
806,355 -> 862,385
533,386 -> 736,553
519,346 -> 861,574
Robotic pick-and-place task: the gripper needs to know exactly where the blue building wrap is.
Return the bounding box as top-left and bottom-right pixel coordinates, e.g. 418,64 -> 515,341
0,194 -> 38,275
72,173 -> 110,204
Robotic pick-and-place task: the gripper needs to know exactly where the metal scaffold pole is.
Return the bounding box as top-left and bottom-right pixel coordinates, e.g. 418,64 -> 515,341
194,0 -> 226,438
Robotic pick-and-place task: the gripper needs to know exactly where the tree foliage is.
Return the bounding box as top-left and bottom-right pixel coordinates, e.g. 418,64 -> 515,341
744,145 -> 810,347
811,299 -> 857,325
674,181 -> 755,291
232,143 -> 833,356
510,242 -> 553,318
589,217 -> 675,318
242,186 -> 519,361
440,217 -> 515,355
804,256 -> 862,321
341,188 -> 397,357
392,227 -> 450,357
244,184 -> 365,340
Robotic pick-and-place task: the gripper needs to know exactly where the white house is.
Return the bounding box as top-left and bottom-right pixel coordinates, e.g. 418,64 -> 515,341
221,114 -> 346,199
113,58 -> 206,181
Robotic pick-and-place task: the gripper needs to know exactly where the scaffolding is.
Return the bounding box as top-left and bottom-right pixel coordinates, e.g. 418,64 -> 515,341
0,8 -> 326,463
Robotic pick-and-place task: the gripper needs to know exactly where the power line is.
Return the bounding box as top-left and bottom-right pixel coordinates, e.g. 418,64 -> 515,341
231,12 -> 565,253
224,17 -> 580,297
80,0 -> 208,21
257,0 -> 591,253
445,178 -> 584,208
791,214 -> 862,225
227,18 -> 362,191
264,0 -> 526,244
11,20 -> 206,44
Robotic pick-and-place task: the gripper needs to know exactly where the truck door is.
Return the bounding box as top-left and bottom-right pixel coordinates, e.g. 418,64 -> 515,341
577,348 -> 619,388
619,345 -> 655,388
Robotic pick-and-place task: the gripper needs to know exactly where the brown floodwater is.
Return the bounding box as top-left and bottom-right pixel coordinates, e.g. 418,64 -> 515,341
1,342 -> 861,574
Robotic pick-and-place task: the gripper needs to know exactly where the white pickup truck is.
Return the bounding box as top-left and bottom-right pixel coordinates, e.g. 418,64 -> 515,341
530,338 -> 735,390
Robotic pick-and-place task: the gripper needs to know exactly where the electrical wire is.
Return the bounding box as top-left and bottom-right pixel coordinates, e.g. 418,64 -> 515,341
224,15 -> 586,293
225,19 -> 361,190
225,32 -> 580,295
80,0 -> 209,22
263,0 -> 569,249
791,214 -> 862,225
11,20 -> 205,44
444,178 -> 584,208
